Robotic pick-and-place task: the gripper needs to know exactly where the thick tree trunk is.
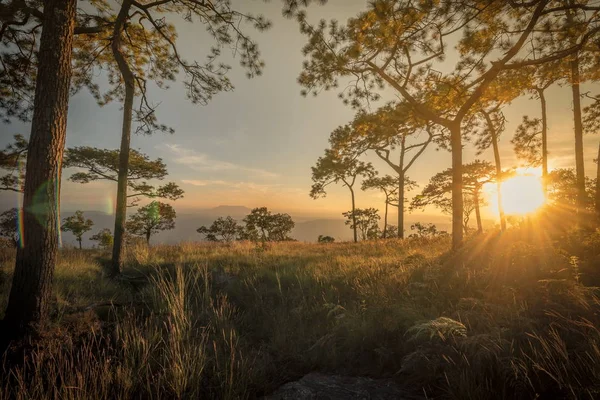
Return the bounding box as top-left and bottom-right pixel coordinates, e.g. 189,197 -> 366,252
474,192 -> 483,234
3,0 -> 76,333
397,173 -> 405,239
538,89 -> 549,197
596,142 -> 600,220
110,0 -> 134,276
350,187 -> 357,243
450,124 -> 464,249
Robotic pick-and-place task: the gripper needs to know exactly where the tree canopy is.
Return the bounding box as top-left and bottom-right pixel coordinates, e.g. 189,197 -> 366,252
126,201 -> 176,245
64,147 -> 184,206
241,207 -> 295,242
61,211 -> 94,249
197,216 -> 240,243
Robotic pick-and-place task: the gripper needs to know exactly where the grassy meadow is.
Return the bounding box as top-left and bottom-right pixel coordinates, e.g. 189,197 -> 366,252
1,226 -> 600,399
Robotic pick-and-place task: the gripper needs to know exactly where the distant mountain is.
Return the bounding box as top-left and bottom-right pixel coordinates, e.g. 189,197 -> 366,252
204,205 -> 252,218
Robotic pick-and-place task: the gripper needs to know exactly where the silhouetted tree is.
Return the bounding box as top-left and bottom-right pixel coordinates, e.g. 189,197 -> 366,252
411,161 -> 495,234
197,216 -> 240,243
583,93 -> 600,219
0,208 -> 20,247
409,222 -> 446,239
343,208 -> 380,241
317,235 -> 335,243
311,149 -> 374,243
362,174 -> 417,239
126,201 -> 176,245
90,228 -> 114,250
64,147 -> 184,207
61,211 -> 94,249
242,207 -> 295,242
332,102 -> 440,238
297,0 -> 600,248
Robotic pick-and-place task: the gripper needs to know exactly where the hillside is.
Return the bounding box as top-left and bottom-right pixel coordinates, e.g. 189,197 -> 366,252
2,227 -> 599,399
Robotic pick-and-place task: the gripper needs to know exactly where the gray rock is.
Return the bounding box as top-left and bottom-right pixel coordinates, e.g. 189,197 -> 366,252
264,373 -> 422,400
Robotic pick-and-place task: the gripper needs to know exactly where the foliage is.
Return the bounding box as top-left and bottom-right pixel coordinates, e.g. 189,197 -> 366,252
64,147 -> 184,207
61,211 -> 94,249
0,208 -> 20,247
512,116 -> 543,166
90,228 -> 114,250
241,207 -> 295,242
126,201 -> 176,244
317,235 -> 335,243
197,216 -> 240,243
0,134 -> 27,192
310,149 -> 374,199
409,222 -> 446,239
547,168 -> 595,209
342,208 -> 380,241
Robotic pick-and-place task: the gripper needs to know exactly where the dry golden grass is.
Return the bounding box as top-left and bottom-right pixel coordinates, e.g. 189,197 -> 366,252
1,229 -> 599,399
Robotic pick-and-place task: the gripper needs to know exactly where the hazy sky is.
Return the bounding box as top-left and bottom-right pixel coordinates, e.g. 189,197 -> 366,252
1,0 -> 598,220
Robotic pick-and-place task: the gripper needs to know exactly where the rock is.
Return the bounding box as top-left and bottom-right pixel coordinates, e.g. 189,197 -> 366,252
264,373 -> 422,400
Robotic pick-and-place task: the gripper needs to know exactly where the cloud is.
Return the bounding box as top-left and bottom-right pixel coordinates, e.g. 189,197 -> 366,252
181,179 -> 306,196
162,144 -> 278,179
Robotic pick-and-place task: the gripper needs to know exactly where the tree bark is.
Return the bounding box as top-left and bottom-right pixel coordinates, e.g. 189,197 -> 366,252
3,0 -> 76,334
397,173 -> 405,239
350,186 -> 357,243
110,0 -> 134,276
538,88 -> 549,197
383,197 -> 388,239
596,142 -> 600,220
483,111 -> 507,231
474,191 -> 483,234
566,6 -> 586,217
450,123 -> 464,249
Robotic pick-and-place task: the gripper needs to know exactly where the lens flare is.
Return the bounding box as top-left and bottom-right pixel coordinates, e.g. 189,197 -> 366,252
104,195 -> 114,215
16,207 -> 25,248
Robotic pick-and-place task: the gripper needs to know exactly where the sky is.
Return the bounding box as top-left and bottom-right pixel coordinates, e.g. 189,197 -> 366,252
1,0 -> 599,222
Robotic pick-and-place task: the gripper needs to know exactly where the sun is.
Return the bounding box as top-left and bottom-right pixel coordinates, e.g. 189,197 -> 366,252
484,167 -> 546,216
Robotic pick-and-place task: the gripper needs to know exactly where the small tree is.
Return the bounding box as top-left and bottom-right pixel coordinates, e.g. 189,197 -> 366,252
342,208 -> 380,241
90,229 -> 114,250
311,149 -> 374,243
126,201 -> 176,245
61,211 -> 94,249
317,235 -> 335,243
362,174 -> 417,239
409,222 -> 446,239
197,216 -> 240,242
0,208 -> 20,247
242,207 -> 295,242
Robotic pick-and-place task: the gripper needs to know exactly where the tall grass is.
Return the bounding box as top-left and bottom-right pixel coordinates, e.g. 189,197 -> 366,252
1,230 -> 599,399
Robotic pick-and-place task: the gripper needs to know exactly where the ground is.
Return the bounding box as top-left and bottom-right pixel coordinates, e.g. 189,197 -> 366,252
1,227 -> 600,399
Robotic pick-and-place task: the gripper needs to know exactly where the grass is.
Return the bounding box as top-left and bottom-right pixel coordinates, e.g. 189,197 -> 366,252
1,228 -> 600,399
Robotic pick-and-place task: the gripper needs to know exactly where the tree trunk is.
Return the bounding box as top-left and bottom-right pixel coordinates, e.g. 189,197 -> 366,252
382,198 -> 388,239
397,173 -> 405,239
566,9 -> 586,217
350,186 -> 357,243
3,0 -> 76,334
596,142 -> 600,220
538,88 -> 549,197
110,0 -> 134,277
450,123 -> 464,249
146,231 -> 151,246
484,111 -> 507,231
474,191 -> 483,234
78,238 -> 82,250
